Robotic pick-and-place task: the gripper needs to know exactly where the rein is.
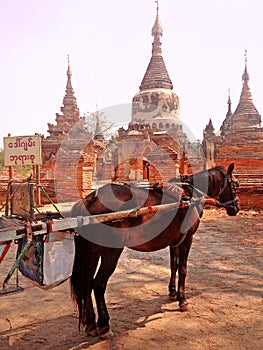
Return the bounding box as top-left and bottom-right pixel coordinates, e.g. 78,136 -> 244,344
217,197 -> 239,208
180,171 -> 238,209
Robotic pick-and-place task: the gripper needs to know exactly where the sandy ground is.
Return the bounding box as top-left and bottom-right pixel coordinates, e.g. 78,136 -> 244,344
0,209 -> 262,350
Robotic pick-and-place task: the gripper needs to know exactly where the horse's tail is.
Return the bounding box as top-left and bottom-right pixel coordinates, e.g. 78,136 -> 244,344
70,234 -> 98,330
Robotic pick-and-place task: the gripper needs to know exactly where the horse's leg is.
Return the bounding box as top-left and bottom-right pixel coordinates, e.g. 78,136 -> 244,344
83,262 -> 99,337
93,247 -> 123,338
169,245 -> 179,300
177,233 -> 193,311
71,236 -> 100,336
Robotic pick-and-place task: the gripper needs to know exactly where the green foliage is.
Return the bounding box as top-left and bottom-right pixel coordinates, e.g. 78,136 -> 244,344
191,140 -> 203,156
0,149 -> 4,169
0,148 -> 32,177
19,165 -> 32,178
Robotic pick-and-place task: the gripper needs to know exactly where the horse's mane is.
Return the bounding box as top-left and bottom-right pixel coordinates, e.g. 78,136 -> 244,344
168,165 -> 226,184
167,165 -> 228,198
188,165 -> 226,179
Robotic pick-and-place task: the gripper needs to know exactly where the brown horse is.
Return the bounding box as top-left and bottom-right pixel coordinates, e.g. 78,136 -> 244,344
70,163 -> 239,338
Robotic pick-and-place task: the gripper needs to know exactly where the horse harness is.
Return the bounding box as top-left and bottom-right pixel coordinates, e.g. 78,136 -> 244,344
86,174 -> 239,249
181,172 -> 239,209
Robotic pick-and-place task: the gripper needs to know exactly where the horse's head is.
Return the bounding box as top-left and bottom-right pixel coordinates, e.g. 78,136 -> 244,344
218,163 -> 240,216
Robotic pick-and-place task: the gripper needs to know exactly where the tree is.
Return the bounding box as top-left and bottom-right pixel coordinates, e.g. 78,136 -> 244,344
83,110 -> 116,140
0,149 -> 5,169
0,148 -> 32,177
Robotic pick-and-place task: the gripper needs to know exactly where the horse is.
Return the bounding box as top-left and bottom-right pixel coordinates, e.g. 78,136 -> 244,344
70,163 -> 240,338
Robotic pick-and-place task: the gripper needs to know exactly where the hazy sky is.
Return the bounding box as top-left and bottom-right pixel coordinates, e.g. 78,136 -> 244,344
1,0 -> 262,148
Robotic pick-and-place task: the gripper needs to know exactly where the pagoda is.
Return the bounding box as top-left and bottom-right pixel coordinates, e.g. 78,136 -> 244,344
41,58 -> 105,201
113,3 -> 204,183
131,1 -> 182,134
214,53 -> 263,174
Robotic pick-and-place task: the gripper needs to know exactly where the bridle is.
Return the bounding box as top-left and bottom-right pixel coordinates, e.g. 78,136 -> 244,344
167,170 -> 239,249
179,171 -> 239,209
217,173 -> 239,209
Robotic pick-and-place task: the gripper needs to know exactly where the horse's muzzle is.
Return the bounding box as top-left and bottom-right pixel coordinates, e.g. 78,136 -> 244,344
226,203 -> 240,216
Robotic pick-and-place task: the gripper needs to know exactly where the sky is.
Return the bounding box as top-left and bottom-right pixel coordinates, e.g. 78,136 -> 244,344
0,0 -> 263,148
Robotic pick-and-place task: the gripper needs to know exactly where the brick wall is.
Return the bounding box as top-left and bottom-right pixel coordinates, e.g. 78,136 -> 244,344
1,170 -> 262,211
236,174 -> 263,210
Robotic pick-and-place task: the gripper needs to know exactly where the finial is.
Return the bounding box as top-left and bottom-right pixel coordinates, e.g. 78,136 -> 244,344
228,87 -> 231,99
226,87 -> 232,117
95,103 -> 100,123
152,0 -> 162,38
67,54 -> 72,76
227,88 -> 232,104
155,0 -> 159,14
94,103 -> 104,141
244,49 -> 247,65
242,49 -> 249,83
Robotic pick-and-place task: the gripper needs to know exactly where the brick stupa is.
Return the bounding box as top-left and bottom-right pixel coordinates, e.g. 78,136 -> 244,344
215,54 -> 262,174
41,58 -> 105,201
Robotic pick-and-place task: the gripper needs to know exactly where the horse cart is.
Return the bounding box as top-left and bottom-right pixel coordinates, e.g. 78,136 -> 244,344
0,179 -> 190,296
0,164 -> 240,338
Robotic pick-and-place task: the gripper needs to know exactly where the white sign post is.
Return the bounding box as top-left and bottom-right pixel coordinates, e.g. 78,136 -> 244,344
4,135 -> 42,166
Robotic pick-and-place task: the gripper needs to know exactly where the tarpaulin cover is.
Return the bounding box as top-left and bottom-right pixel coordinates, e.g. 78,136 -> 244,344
17,232 -> 75,289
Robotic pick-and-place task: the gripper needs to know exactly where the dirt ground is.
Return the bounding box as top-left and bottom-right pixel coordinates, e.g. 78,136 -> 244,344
0,209 -> 262,350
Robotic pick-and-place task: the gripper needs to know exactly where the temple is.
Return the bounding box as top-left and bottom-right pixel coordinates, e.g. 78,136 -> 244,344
2,5 -> 261,209
203,52 -> 263,174
132,3 -> 179,127
41,57 -> 106,201
110,3 -> 202,184
203,52 -> 263,208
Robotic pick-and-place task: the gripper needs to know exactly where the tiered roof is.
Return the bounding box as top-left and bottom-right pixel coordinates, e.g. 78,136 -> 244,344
60,55 -> 80,120
233,57 -> 259,116
139,3 -> 173,91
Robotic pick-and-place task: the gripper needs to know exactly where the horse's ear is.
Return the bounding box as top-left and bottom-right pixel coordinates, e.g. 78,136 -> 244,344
227,163 -> 234,174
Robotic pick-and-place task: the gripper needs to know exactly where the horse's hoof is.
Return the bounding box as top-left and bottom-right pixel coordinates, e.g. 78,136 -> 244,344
99,329 -> 115,339
85,327 -> 98,337
179,301 -> 188,312
169,294 -> 177,301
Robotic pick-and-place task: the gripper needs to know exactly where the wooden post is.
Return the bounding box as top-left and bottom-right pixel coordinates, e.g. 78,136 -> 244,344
7,133 -> 14,181
36,165 -> 41,206
8,165 -> 13,180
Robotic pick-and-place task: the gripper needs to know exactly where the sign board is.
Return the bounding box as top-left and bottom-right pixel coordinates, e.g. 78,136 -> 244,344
11,183 -> 35,220
4,135 -> 42,166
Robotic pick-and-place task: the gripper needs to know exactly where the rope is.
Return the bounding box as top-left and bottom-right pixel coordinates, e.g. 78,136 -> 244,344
38,185 -> 61,215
